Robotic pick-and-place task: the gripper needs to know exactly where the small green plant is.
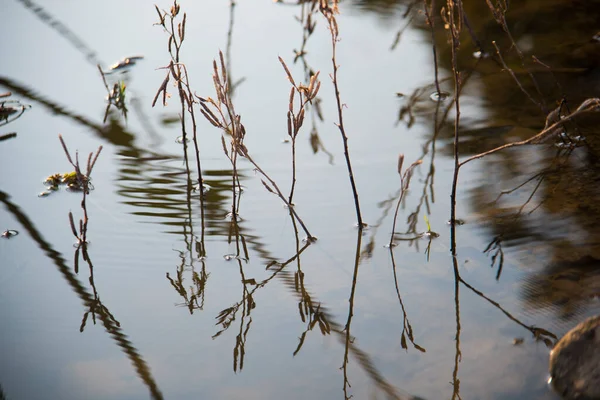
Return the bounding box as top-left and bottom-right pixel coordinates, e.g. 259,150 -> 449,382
424,214 -> 431,232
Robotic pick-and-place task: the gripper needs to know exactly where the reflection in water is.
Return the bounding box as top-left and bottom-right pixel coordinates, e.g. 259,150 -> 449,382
341,230 -> 361,399
387,0 -> 600,335
14,0 -> 160,146
0,91 -> 30,142
9,0 -> 600,398
15,0 -> 104,67
0,190 -> 164,400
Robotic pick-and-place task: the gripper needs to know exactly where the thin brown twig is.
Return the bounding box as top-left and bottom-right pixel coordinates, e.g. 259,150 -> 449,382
320,1 -> 364,228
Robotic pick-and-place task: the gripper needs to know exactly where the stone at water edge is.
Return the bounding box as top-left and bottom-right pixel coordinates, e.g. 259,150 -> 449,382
549,315 -> 600,399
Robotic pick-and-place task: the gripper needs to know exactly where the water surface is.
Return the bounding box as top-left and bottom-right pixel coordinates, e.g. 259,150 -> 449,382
2,1 -> 600,399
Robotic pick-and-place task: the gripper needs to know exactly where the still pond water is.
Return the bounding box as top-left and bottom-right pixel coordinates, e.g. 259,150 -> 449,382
2,1 -> 600,399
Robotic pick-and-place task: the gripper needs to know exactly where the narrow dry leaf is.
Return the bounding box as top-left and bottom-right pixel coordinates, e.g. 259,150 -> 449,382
310,81 -> 321,101
201,109 -> 219,127
261,180 -> 275,194
181,13 -> 186,41
214,75 -> 224,104
152,73 -> 170,107
397,154 -> 404,175
219,51 -> 227,84
289,86 -> 295,113
279,56 -> 296,87
74,247 -> 80,274
221,135 -> 229,158
414,343 -> 426,353
169,61 -> 179,81
89,146 -> 102,175
180,89 -> 190,108
291,112 -> 297,135
86,152 -> 93,176
58,134 -> 74,166
154,5 -> 164,25
68,212 -> 78,237
308,71 -> 320,94
297,108 -> 305,128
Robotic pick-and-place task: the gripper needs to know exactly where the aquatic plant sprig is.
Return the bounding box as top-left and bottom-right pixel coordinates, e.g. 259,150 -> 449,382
58,134 -> 102,274
197,51 -> 315,241
97,66 -> 128,123
278,56 -> 321,204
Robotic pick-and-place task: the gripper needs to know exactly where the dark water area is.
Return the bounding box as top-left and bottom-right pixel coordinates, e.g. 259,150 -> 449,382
2,0 -> 600,399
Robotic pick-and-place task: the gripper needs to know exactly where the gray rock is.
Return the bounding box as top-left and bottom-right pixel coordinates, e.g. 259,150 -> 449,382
549,315 -> 600,399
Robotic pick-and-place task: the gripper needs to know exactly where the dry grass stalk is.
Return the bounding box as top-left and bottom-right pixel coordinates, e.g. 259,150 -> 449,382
442,0 -> 463,227
198,51 -> 315,240
319,0 -> 364,228
278,56 -> 321,204
153,1 -> 205,201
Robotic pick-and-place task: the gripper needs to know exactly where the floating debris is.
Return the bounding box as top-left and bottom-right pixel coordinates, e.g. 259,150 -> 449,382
302,236 -> 318,243
1,229 -> 19,239
192,183 -> 211,193
0,98 -> 31,124
473,51 -> 490,59
40,172 -> 92,195
423,231 -> 440,238
225,212 -> 243,221
555,132 -> 585,149
73,240 -> 90,248
429,91 -> 450,102
105,56 -> 144,74
223,254 -> 248,262
0,105 -> 18,121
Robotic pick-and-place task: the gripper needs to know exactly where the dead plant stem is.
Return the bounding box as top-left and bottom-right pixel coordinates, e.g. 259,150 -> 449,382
322,5 -> 364,228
